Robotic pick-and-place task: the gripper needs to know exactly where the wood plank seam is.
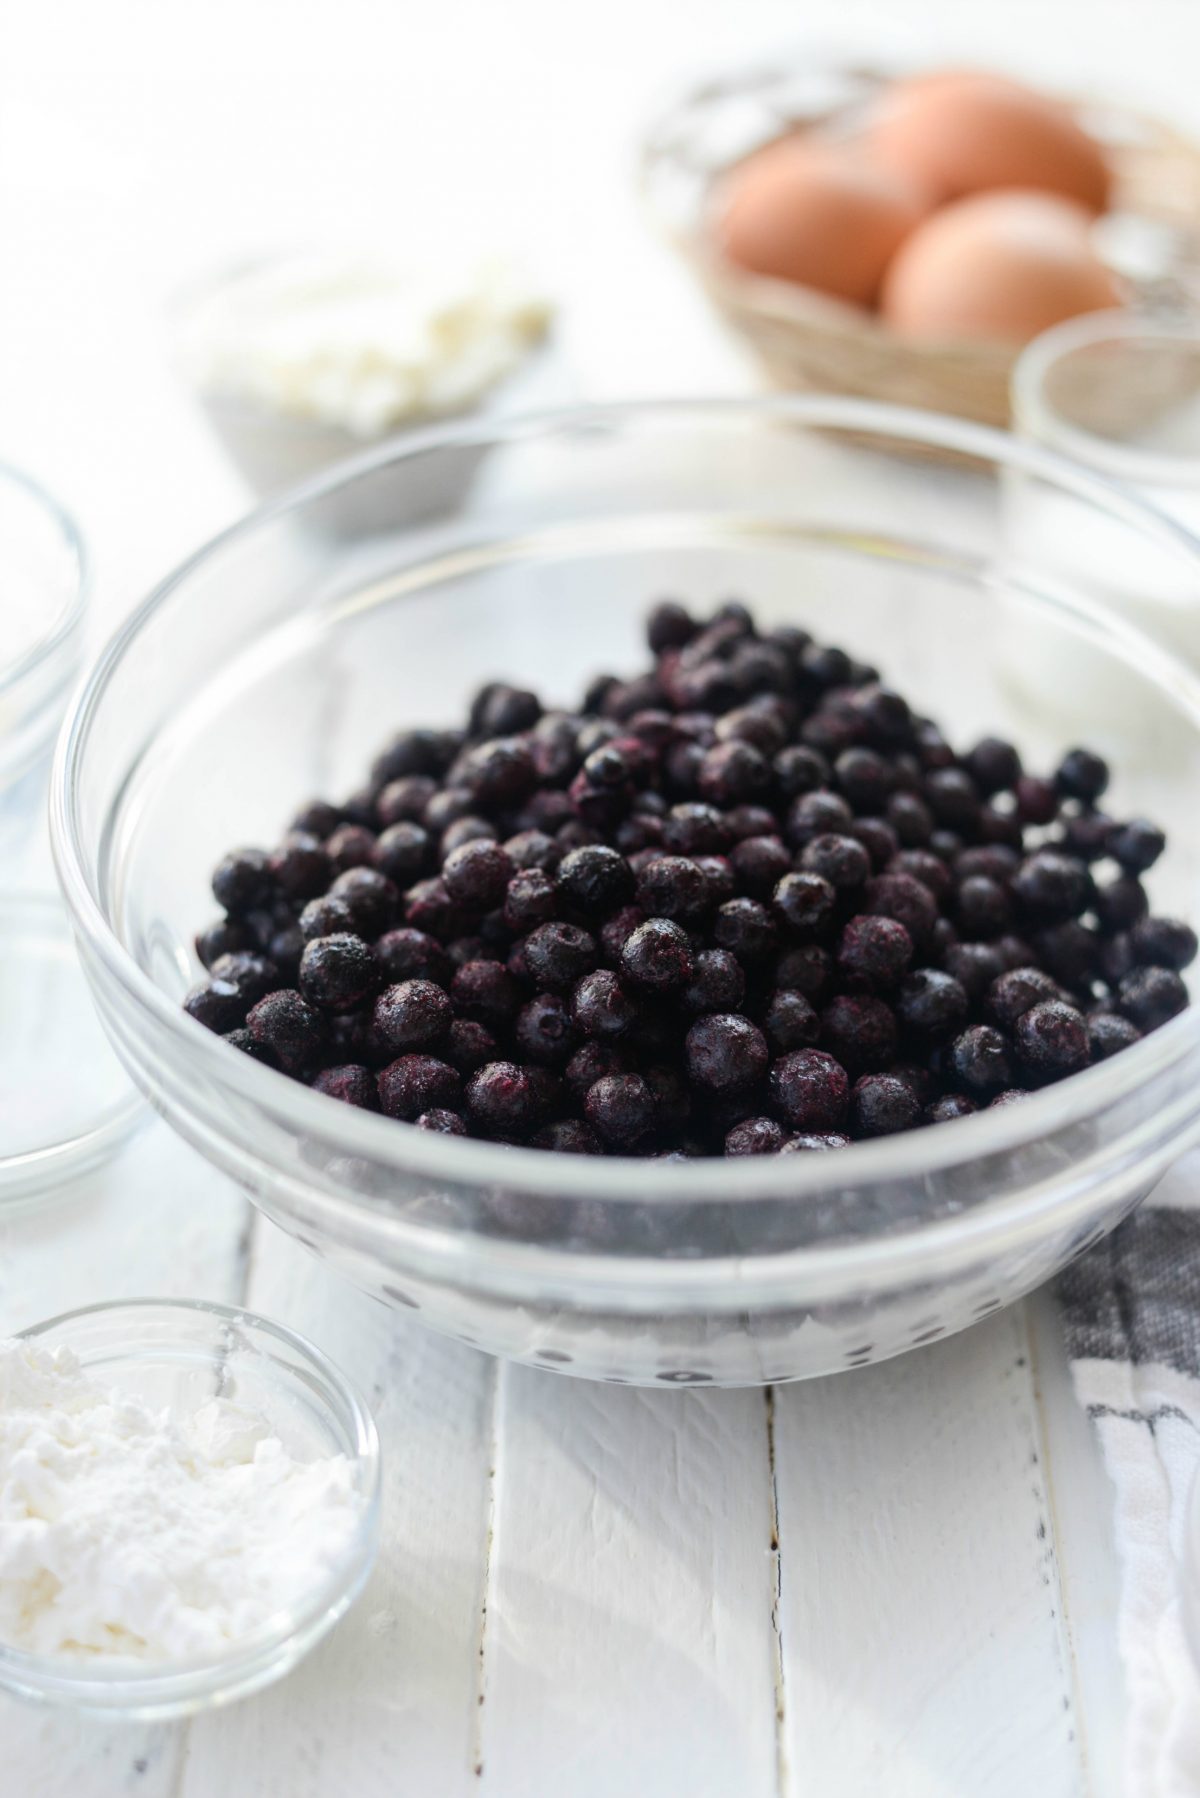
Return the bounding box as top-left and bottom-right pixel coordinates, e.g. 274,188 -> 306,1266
473,1357 -> 504,1782
164,1197 -> 262,1797
764,1386 -> 789,1798
1025,1301 -> 1098,1798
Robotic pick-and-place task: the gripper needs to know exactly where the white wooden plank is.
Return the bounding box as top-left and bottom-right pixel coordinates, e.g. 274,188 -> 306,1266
772,1307 -> 1083,1798
179,1221 -> 495,1798
478,1370 -> 781,1798
1027,1287 -> 1126,1798
0,1121 -> 249,1333
0,1120 -> 249,1798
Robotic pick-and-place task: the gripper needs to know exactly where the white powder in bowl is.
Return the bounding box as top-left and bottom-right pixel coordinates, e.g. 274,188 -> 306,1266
0,1340 -> 362,1662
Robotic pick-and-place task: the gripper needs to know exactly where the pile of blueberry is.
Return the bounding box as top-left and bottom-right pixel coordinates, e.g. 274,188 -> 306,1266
185,600 -> 1194,1158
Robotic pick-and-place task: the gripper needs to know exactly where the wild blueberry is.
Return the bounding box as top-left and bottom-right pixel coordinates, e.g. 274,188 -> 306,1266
556,844 -> 635,917
299,933 -> 380,1011
246,990 -> 325,1073
1109,819 -> 1166,874
620,918 -> 694,992
415,1108 -> 469,1135
1015,1000 -> 1090,1077
956,876 -> 1011,939
713,897 -> 779,963
774,745 -> 830,798
375,927 -> 452,987
784,790 -> 853,849
195,918 -> 252,969
761,989 -> 820,1053
1117,966 -> 1189,1031
325,824 -> 378,872
774,944 -> 833,1002
925,1092 -> 978,1123
948,1025 -> 1013,1095
1130,916 -> 1199,971
940,941 -> 1005,1001
378,1054 -> 462,1120
1012,850 -> 1090,921
311,1065 -> 380,1109
820,994 -> 898,1072
528,1119 -> 604,1154
585,1073 -> 656,1148
1094,876 -> 1148,932
837,915 -> 913,988
457,737 -> 537,806
330,866 -> 399,937
769,1048 -> 850,1132
885,791 -> 934,847
451,959 -> 522,1026
966,737 -> 1021,796
212,848 -> 274,915
851,1073 -> 921,1138
682,949 -> 746,1016
725,1117 -> 786,1156
404,878 -> 461,939
1056,747 -> 1109,802
1088,1012 -> 1141,1060
372,979 -> 452,1053
377,775 -> 437,825
685,1014 -> 769,1094
441,838 -> 514,912
697,740 -> 770,805
772,871 -> 837,937
444,1018 -> 499,1074
1015,776 -> 1059,826
863,872 -> 937,946
895,970 -> 967,1041
571,969 -> 638,1039
524,921 -> 599,991
636,855 -> 710,923
269,833 -> 334,900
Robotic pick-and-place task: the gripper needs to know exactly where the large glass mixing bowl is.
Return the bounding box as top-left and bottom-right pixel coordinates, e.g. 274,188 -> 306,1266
51,399 -> 1200,1385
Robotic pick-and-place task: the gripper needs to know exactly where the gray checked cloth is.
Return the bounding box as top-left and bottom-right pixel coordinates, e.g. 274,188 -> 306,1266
1059,1151 -> 1200,1796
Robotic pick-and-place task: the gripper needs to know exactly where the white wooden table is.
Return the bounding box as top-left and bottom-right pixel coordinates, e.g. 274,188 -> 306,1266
3,2 -> 1196,1789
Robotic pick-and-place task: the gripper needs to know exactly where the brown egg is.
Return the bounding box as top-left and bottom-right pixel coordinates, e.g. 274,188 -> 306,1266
880,190 -> 1122,344
718,138 -> 931,306
867,71 -> 1112,213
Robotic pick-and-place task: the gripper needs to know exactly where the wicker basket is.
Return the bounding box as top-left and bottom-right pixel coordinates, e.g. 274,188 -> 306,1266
640,62 -> 1200,428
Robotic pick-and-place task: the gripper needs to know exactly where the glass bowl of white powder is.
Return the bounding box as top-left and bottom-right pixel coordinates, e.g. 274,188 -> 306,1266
0,460 -> 87,824
0,1298 -> 381,1718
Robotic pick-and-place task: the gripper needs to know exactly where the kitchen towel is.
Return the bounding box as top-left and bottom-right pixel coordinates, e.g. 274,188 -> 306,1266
1059,1152 -> 1200,1798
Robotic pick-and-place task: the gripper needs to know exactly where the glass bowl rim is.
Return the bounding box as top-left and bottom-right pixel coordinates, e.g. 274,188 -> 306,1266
1012,307 -> 1200,490
47,393 -> 1200,1219
0,456 -> 88,701
0,1295 -> 381,1707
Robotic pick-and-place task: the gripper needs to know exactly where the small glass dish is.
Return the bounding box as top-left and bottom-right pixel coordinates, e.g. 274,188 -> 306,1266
0,1298 -> 382,1719
0,892 -> 144,1209
1011,310 -> 1200,669
170,250 -> 558,520
0,461 -> 87,820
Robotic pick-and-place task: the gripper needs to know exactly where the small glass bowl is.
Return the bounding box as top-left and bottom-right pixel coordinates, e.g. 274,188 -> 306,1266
0,461 -> 87,816
170,251 -> 559,521
0,893 -> 145,1209
0,1299 -> 381,1719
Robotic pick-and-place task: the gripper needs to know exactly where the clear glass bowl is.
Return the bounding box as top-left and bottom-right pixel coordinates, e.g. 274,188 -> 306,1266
0,460 -> 87,839
49,398 -> 1200,1385
0,893 -> 144,1209
0,1299 -> 381,1718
